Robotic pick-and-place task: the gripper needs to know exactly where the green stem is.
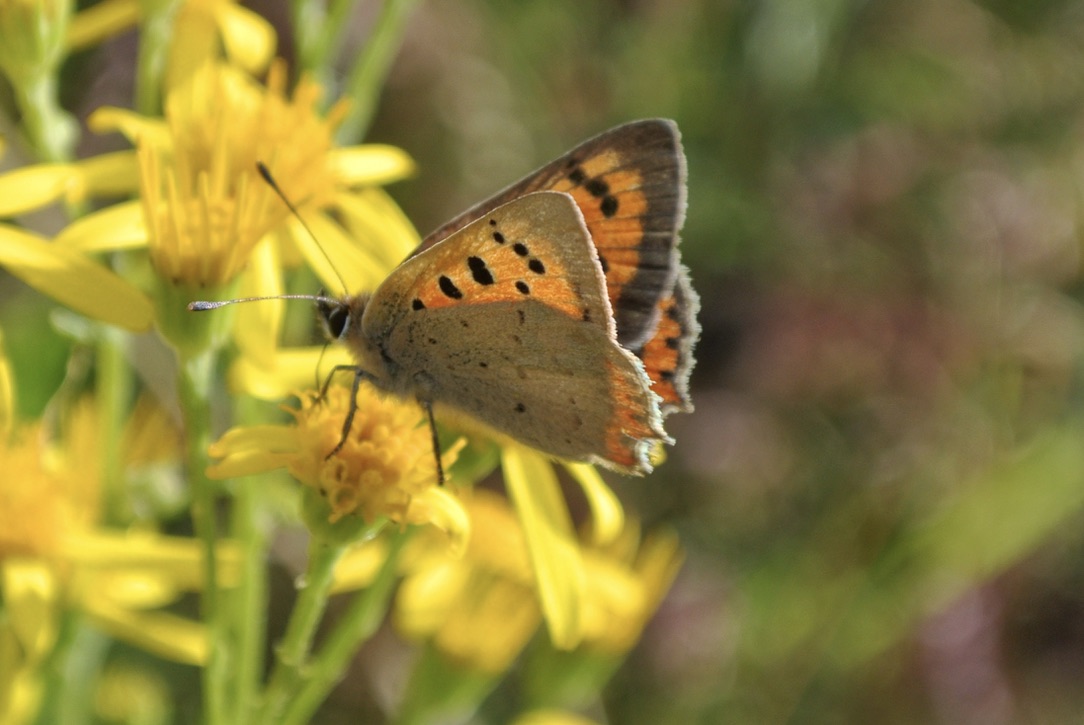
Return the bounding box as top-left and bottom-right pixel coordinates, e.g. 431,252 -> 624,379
135,0 -> 180,115
13,71 -> 75,162
291,0 -> 362,88
282,529 -> 412,725
258,539 -> 347,723
97,326 -> 130,524
290,0 -> 327,79
178,350 -> 226,725
230,477 -> 269,725
337,0 -> 420,144
37,613 -> 110,725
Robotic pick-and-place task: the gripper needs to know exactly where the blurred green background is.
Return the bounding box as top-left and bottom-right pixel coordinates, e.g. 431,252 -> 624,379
7,0 -> 1084,722
363,0 -> 1084,722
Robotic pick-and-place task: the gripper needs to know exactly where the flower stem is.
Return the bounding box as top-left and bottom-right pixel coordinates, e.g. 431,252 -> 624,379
98,326 -> 130,524
258,538 -> 347,723
135,0 -> 180,114
178,350 -> 226,725
230,476 -> 269,725
282,528 -> 412,725
337,0 -> 420,143
14,71 -> 75,162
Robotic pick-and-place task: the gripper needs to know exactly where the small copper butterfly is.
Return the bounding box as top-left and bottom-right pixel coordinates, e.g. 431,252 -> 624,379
318,119 -> 698,476
194,120 -> 697,478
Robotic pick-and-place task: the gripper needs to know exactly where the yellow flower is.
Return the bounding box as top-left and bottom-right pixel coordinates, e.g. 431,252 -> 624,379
0,368 -> 240,724
0,59 -> 417,355
578,523 -> 684,655
78,60 -> 412,291
392,489 -> 680,720
207,382 -> 469,550
522,522 -> 684,710
397,489 -> 542,674
66,0 -> 276,86
501,447 -> 626,650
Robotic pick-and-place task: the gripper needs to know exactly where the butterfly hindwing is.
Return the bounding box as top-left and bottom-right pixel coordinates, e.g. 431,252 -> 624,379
634,266 -> 700,415
415,119 -> 687,349
361,191 -> 667,473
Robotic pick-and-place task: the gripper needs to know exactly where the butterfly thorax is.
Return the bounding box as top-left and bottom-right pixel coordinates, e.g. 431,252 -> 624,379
318,293 -> 401,391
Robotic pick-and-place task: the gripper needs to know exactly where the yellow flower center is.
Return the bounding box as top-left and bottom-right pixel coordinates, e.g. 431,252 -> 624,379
287,384 -> 437,524
138,61 -> 348,287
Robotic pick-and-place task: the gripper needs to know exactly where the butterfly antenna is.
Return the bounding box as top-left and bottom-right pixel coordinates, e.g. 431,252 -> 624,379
188,294 -> 338,311
256,161 -> 349,296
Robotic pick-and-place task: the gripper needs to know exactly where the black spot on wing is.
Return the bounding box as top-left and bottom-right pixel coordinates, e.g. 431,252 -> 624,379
467,256 -> 495,285
516,281 -> 530,295
412,298 -> 425,310
513,242 -> 529,257
600,195 -> 619,217
585,178 -> 609,197
439,275 -> 463,299
528,258 -> 545,275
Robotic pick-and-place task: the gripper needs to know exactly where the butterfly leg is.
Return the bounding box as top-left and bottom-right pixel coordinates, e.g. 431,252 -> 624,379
318,364 -> 374,460
420,399 -> 445,487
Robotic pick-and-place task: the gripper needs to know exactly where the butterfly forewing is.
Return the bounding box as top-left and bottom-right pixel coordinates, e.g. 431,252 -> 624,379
361,191 -> 667,473
415,119 -> 687,350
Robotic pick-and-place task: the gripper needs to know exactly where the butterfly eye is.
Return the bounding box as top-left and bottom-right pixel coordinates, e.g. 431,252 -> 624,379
318,300 -> 350,340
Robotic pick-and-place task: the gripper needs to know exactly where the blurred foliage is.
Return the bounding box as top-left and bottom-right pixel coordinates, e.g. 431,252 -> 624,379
366,0 -> 1084,722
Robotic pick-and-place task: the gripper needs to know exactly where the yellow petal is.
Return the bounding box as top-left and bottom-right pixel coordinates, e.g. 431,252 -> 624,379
0,152 -> 142,222
2,560 -> 58,658
54,200 -> 147,251
207,450 -> 297,479
233,239 -> 284,363
564,463 -> 625,547
0,330 -> 13,437
67,0 -> 139,51
0,224 -> 153,331
63,531 -> 243,590
211,423 -> 298,455
394,560 -> 465,638
335,187 -> 420,269
214,2 -> 276,74
513,710 -> 601,725
164,4 -> 219,94
88,107 -> 169,147
287,211 -> 387,294
330,538 -> 390,593
406,487 -> 472,557
77,150 -> 140,198
81,597 -> 208,666
329,145 -> 416,187
227,346 -> 354,399
0,164 -> 75,217
502,446 -> 584,649
636,529 -> 685,610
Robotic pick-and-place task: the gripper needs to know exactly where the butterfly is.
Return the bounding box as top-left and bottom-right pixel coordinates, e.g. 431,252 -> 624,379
194,120 -> 697,480
316,119 -> 698,479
